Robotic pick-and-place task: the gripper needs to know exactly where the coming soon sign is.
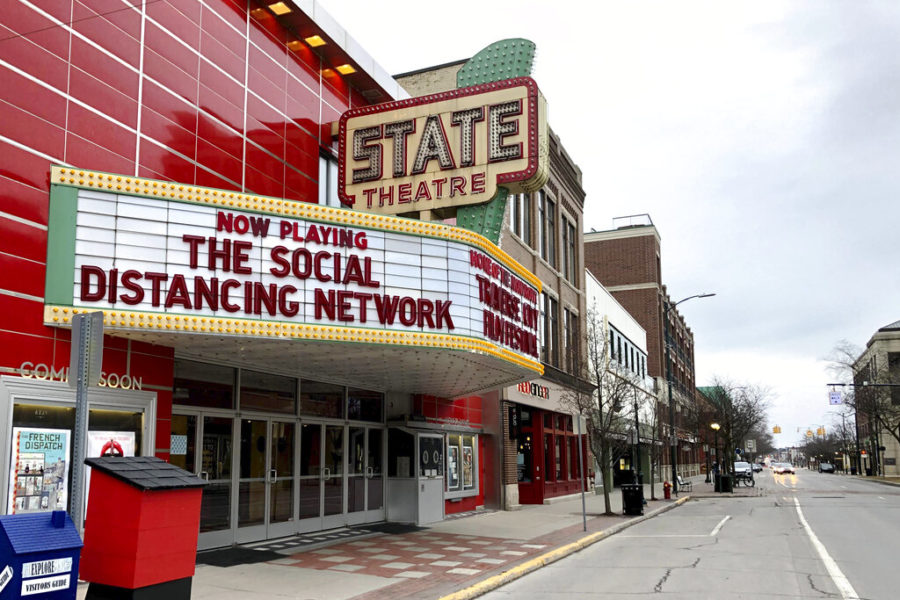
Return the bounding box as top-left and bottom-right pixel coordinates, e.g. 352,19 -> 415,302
339,77 -> 548,216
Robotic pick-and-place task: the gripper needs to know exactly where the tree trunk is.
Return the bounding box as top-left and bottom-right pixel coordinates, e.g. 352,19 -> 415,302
600,443 -> 613,515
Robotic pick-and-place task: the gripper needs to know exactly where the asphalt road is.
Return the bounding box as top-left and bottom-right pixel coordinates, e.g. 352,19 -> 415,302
481,469 -> 900,599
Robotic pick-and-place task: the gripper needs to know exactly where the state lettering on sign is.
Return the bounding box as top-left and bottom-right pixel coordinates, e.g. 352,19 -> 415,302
339,78 -> 548,216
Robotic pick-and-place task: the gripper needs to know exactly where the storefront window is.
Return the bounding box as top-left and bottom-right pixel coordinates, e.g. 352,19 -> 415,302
9,403 -> 143,515
555,437 -> 563,479
240,370 -> 296,414
447,434 -> 461,491
169,415 -> 196,473
544,434 -> 553,481
419,436 -> 442,478
569,437 -> 579,479
388,429 -> 414,478
445,433 -> 477,496
174,360 -> 234,409
517,433 -> 533,482
520,407 -> 532,425
347,388 -> 383,422
300,380 -> 345,418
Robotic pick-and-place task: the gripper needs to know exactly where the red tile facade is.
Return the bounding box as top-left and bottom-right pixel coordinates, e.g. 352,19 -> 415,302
0,1 -> 369,457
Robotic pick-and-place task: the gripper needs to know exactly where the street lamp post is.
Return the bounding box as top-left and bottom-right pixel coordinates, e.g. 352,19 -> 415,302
665,293 -> 715,494
711,422 -> 721,485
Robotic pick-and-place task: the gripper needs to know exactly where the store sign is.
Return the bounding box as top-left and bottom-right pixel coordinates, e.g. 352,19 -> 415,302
21,574 -> 70,596
339,77 -> 548,215
517,381 -> 550,399
45,168 -> 542,368
18,362 -> 142,390
22,558 -> 72,578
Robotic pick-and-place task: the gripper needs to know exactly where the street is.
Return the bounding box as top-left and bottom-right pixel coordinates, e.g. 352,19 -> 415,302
481,469 -> 900,599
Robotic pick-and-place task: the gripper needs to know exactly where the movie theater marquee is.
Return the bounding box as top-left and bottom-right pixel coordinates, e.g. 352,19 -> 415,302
339,77 -> 548,216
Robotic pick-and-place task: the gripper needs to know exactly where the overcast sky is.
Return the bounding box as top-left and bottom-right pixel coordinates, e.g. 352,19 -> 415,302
319,0 -> 900,447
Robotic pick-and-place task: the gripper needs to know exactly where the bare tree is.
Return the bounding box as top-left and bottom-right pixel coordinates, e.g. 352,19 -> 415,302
701,378 -> 771,474
563,306 -> 649,515
828,339 -> 900,474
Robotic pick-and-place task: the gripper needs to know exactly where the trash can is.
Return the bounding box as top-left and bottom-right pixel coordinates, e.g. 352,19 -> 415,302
850,467 -> 857,475
621,483 -> 644,515
719,474 -> 733,493
0,510 -> 83,599
714,473 -> 721,492
80,456 -> 206,600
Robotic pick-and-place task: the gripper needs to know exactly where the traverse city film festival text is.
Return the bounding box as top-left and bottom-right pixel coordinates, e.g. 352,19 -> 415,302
77,210 -> 539,358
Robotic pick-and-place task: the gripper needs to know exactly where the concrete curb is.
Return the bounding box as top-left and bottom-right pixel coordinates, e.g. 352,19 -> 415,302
437,496 -> 691,600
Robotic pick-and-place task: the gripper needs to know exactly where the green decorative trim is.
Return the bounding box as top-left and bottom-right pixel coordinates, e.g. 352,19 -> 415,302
45,184 -> 78,305
457,38 -> 537,88
456,39 -> 537,243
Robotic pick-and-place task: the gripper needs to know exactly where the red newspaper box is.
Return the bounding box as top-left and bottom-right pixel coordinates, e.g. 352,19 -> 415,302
80,457 -> 206,600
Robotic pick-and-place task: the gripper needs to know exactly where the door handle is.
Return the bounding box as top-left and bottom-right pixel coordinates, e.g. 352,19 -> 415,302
269,469 -> 277,484
366,466 -> 373,478
323,467 -> 331,481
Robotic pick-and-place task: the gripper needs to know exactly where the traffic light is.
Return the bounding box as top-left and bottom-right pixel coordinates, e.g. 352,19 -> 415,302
773,425 -> 781,434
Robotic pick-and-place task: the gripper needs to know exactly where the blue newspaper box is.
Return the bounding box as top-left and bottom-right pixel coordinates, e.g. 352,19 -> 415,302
0,510 -> 82,599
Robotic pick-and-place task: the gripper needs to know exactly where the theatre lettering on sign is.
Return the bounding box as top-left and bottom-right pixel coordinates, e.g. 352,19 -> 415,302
339,77 -> 548,216
43,168 -> 542,384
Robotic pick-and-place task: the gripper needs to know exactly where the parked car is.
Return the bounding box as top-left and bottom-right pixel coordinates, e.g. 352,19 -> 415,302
734,461 -> 752,476
752,463 -> 763,473
818,462 -> 835,473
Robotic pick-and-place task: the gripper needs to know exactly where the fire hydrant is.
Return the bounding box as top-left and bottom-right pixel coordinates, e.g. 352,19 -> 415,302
663,481 -> 672,499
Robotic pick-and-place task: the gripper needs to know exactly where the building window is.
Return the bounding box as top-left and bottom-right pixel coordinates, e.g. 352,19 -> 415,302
538,192 -> 557,268
538,191 -> 545,259
564,309 -> 579,373
562,218 -> 577,285
174,359 -> 235,409
319,154 -> 341,208
509,193 -> 522,238
542,293 -> 559,367
522,193 -> 533,247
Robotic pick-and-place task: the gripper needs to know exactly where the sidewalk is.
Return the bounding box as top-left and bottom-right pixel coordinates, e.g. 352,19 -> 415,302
77,481 -> 699,600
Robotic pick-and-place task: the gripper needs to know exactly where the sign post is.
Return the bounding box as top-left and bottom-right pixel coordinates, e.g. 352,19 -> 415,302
68,311 -> 103,534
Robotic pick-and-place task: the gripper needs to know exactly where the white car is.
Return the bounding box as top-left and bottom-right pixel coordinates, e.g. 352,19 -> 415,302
773,462 -> 795,474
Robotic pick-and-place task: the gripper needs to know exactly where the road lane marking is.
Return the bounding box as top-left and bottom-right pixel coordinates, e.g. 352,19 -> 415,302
709,515 -> 730,536
878,496 -> 885,500
794,498 -> 860,600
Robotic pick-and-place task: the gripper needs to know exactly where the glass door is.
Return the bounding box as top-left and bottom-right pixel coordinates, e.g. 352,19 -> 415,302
268,421 -> 295,538
347,427 -> 384,525
298,423 -> 323,532
236,419 -> 296,542
321,424 -> 345,529
171,413 -> 234,550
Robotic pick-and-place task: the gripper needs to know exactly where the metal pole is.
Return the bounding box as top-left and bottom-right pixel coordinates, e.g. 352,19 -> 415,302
634,397 -> 642,486
664,301 -> 677,493
577,414 -> 586,532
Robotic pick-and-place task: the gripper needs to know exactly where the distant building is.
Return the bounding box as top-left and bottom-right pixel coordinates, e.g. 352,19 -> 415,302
853,320 -> 900,476
584,215 -> 703,478
586,272 -> 655,486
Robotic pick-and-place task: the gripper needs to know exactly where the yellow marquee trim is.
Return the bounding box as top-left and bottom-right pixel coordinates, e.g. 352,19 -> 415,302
44,306 -> 544,375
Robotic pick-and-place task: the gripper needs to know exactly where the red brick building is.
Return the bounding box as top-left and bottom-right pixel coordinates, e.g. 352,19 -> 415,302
584,217 -> 703,479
